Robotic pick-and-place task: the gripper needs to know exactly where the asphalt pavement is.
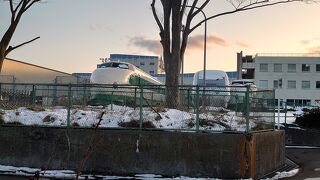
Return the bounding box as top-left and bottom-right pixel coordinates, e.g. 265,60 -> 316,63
284,147 -> 320,180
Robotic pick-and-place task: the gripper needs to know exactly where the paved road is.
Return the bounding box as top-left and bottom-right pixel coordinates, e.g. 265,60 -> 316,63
285,147 -> 320,180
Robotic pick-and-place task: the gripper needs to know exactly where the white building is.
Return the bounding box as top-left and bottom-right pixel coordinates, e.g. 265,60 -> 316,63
108,54 -> 163,75
237,52 -> 320,106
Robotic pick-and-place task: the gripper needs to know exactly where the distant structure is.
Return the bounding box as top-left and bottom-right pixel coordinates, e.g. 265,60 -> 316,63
107,54 -> 163,75
72,73 -> 92,84
237,52 -> 320,106
153,71 -> 236,85
0,58 -> 77,84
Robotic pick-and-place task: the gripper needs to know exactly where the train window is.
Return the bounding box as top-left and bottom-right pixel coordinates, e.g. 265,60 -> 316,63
98,63 -> 112,68
111,62 -> 129,69
118,63 -> 129,69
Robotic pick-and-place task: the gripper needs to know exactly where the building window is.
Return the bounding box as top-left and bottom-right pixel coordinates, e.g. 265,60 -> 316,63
316,64 -> 320,72
302,64 -> 310,72
317,81 -> 320,89
288,64 -> 296,72
150,62 -> 155,66
273,80 -> 279,89
260,64 -> 268,72
274,64 -> 282,72
301,81 -> 310,89
259,80 -> 268,88
286,99 -> 310,106
140,62 -> 145,66
287,80 -> 296,89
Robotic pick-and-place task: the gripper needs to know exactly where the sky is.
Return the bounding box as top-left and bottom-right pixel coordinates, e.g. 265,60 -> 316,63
0,0 -> 320,74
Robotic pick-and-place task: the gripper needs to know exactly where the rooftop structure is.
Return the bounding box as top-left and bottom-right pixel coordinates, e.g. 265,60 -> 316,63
108,54 -> 163,75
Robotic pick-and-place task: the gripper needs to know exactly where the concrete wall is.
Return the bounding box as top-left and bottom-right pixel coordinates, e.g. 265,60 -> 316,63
285,128 -> 320,146
0,126 -> 285,179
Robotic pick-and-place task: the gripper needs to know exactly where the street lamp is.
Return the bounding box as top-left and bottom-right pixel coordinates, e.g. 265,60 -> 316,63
183,6 -> 207,87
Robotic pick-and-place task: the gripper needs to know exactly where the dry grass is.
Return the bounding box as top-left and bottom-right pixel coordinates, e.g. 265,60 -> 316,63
118,119 -> 156,128
27,105 -> 45,112
43,115 -> 56,123
72,122 -> 80,127
251,122 -> 273,131
0,114 -> 4,124
5,121 -> 22,125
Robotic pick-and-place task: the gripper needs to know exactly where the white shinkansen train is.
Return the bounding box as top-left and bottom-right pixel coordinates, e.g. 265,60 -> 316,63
192,70 -> 230,108
89,61 -> 164,106
90,61 -> 163,85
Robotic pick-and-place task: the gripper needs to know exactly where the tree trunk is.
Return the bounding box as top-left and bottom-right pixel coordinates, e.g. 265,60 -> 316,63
162,0 -> 182,109
0,48 -> 5,72
164,54 -> 180,109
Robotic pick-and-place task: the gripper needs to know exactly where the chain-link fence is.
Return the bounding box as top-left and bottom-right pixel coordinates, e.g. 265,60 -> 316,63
0,83 -> 275,132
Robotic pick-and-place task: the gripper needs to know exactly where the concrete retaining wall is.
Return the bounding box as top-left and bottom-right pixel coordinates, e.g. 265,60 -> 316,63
0,126 -> 285,179
285,128 -> 320,146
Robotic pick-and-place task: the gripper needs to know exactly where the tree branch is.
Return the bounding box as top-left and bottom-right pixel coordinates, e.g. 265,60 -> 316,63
14,0 -> 24,13
9,0 -> 15,23
190,0 -> 302,33
190,0 -> 209,19
151,0 -> 164,33
180,0 -> 188,22
23,0 -> 40,13
5,36 -> 40,56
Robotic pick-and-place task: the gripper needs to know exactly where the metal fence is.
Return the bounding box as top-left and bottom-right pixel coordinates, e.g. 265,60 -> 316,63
0,83 -> 275,133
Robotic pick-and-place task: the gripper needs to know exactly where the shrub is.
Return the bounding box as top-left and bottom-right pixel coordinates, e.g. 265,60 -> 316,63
295,108 -> 320,129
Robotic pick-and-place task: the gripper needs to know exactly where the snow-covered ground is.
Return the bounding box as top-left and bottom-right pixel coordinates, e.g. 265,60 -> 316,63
0,105 -> 258,131
0,164 -> 299,180
0,104 -> 308,131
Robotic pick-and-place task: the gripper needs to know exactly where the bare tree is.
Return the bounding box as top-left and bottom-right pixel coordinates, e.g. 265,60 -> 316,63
0,0 -> 41,72
151,0 -> 308,109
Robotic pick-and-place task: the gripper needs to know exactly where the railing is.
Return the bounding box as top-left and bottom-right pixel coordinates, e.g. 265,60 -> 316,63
0,83 -> 275,133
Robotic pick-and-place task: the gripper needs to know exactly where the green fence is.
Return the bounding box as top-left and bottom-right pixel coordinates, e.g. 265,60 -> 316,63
0,83 -> 275,133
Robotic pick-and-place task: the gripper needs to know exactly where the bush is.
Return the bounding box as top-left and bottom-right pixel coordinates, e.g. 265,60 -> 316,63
295,108 -> 320,129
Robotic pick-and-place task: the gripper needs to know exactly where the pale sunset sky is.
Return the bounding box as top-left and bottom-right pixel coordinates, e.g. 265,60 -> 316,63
0,0 -> 319,74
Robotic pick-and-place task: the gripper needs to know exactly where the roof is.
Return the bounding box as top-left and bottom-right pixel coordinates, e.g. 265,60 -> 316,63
3,58 -> 73,76
110,54 -> 159,60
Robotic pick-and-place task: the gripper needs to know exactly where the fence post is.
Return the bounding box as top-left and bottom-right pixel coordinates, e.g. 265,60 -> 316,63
187,88 -> 190,110
195,86 -> 200,132
245,85 -> 250,133
67,84 -> 72,127
111,91 -> 114,110
272,89 -> 276,130
284,101 -> 287,128
0,83 -> 2,100
32,84 -> 36,104
134,87 -> 137,110
83,84 -> 87,105
139,85 -> 143,129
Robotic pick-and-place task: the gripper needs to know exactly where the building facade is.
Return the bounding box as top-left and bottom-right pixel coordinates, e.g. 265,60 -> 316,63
108,54 -> 162,75
237,52 -> 320,106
